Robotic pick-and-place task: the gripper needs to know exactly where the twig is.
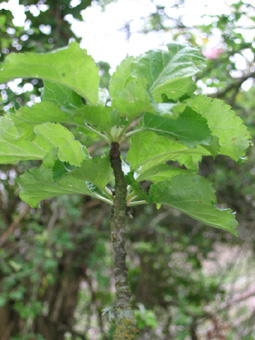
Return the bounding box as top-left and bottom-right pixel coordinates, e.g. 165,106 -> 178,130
220,290 -> 255,311
210,71 -> 255,99
0,204 -> 30,248
2,321 -> 15,340
87,140 -> 107,154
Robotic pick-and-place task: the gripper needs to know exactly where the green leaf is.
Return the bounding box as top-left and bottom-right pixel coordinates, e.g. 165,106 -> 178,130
17,167 -> 92,208
126,131 -> 210,173
156,77 -> 196,101
186,96 -> 252,160
109,44 -> 205,120
10,102 -> 74,137
125,172 -> 152,202
33,123 -> 86,166
52,160 -> 76,181
136,164 -> 195,183
143,107 -> 212,147
73,105 -> 120,136
109,57 -> 152,120
150,174 -> 238,235
0,117 -> 44,164
69,156 -> 112,190
17,156 -> 113,207
0,42 -> 99,104
0,118 -> 86,165
133,44 -> 205,102
42,80 -> 83,108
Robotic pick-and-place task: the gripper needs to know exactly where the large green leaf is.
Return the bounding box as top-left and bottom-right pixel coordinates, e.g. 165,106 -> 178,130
0,117 -> 44,164
150,174 -> 238,235
11,100 -> 119,141
109,57 -> 152,120
156,77 -> 196,101
10,102 -> 74,137
69,156 -> 112,190
143,107 -> 212,147
133,43 -> 205,102
126,131 -> 210,173
73,105 -> 120,136
42,80 -> 83,108
109,44 -> 205,120
0,42 -> 99,104
0,117 -> 86,165
136,164 -> 195,183
33,123 -> 86,166
186,96 -> 252,160
17,156 -> 113,207
17,167 -> 93,208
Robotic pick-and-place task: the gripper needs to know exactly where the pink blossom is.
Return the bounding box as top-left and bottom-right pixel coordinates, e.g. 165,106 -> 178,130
203,48 -> 224,59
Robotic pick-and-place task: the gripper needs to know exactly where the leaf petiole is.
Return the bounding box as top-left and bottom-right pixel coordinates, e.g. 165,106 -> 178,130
126,128 -> 145,139
93,193 -> 113,205
84,123 -> 111,144
126,191 -> 138,203
128,200 -> 148,207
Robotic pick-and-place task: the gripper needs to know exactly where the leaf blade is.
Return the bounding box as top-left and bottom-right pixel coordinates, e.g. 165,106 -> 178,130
126,131 -> 210,173
150,174 -> 238,235
186,96 -> 252,160
17,156 -> 113,207
33,123 -> 86,166
10,102 -> 74,136
17,167 -> 93,208
73,105 -> 120,136
0,117 -> 45,164
134,44 -> 205,102
109,57 -> 152,121
143,107 -> 212,147
137,165 -> 195,183
0,42 -> 99,104
42,80 -> 83,108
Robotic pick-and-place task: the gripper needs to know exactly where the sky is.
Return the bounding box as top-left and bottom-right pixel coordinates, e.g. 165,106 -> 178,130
0,0 -> 239,69
70,0 -> 235,68
0,0 -> 254,92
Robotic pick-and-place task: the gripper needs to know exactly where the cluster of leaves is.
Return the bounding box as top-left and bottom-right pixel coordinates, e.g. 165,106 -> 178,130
0,1 -> 254,339
0,0 -> 112,112
0,42 -> 251,237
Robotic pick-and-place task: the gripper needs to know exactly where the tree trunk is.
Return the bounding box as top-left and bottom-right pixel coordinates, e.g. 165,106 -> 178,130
110,142 -> 137,340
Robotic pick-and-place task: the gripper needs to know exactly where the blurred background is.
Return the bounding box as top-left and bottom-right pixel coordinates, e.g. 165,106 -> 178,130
0,0 -> 255,339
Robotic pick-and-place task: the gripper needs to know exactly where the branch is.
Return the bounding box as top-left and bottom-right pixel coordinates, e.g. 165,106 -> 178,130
87,140 -> 107,154
0,204 -> 30,248
197,289 -> 255,326
109,142 -> 137,339
219,289 -> 255,311
210,71 -> 255,99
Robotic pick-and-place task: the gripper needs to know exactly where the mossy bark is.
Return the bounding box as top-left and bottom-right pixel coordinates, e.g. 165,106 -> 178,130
110,142 -> 137,340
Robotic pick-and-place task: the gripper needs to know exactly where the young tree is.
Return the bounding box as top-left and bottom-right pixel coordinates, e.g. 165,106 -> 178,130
0,42 -> 251,339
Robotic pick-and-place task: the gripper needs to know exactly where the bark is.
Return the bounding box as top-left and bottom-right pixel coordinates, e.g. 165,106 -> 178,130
110,142 -> 137,340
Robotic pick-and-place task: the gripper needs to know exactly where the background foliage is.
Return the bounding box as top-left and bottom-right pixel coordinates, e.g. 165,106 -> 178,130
0,0 -> 254,339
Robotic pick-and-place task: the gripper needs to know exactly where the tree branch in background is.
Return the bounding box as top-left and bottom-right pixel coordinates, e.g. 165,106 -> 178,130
0,204 -> 30,248
210,71 -> 255,100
